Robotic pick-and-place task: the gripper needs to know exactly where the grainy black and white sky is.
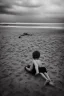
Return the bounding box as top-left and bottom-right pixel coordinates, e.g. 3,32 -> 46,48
0,0 -> 64,22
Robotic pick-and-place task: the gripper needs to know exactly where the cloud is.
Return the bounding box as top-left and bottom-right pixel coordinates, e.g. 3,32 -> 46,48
0,0 -> 64,17
0,0 -> 42,14
33,0 -> 64,17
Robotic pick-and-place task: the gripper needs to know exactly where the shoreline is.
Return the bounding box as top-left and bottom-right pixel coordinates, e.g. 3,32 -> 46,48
0,23 -> 64,29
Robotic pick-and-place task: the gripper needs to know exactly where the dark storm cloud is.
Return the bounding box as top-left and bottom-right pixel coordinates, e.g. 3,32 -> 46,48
0,0 -> 42,14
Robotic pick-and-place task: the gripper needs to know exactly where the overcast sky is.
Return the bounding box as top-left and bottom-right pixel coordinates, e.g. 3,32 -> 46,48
0,0 -> 64,14
0,0 -> 64,22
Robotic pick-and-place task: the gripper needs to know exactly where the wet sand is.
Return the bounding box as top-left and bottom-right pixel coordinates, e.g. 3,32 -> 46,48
0,28 -> 64,96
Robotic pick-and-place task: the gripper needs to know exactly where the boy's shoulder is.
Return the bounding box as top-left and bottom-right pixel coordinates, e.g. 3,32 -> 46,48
32,59 -> 42,64
32,59 -> 40,62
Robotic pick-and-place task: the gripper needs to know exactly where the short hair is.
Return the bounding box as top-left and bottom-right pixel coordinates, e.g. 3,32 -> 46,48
32,51 -> 40,59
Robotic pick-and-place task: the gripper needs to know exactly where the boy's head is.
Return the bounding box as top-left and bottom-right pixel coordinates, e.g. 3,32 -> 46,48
32,51 -> 40,59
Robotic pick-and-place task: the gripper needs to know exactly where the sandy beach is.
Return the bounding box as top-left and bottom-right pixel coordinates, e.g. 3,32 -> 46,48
0,27 -> 64,96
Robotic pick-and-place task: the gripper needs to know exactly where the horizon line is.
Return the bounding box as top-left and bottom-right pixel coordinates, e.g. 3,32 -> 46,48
0,23 -> 64,24
0,26 -> 64,29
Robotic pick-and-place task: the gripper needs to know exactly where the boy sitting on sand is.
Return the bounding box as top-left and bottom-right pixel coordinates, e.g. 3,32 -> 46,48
25,51 -> 53,85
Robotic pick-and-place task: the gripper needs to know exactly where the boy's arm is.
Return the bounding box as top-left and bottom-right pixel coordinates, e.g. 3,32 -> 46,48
33,60 -> 39,74
26,64 -> 33,71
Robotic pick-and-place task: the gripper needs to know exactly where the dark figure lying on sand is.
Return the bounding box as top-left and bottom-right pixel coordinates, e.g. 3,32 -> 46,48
25,51 -> 54,85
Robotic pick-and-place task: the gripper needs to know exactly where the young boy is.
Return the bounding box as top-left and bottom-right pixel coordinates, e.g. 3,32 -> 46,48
25,51 -> 53,85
